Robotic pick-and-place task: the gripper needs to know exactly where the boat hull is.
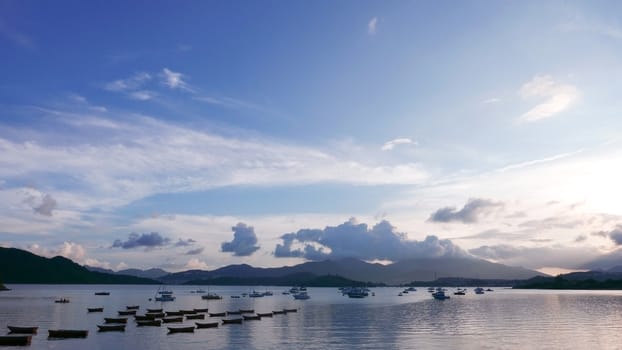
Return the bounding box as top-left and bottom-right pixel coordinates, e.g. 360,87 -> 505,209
167,326 -> 194,333
48,330 -> 88,338
7,326 -> 37,334
0,336 -> 32,346
195,322 -> 218,329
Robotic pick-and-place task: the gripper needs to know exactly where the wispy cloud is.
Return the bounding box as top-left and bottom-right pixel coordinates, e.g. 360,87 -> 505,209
194,95 -> 264,111
129,90 -> 156,101
160,68 -> 193,92
428,198 -> 504,224
368,17 -> 378,35
0,20 -> 35,50
518,75 -> 579,122
104,72 -> 152,92
496,150 -> 583,172
381,138 -> 417,151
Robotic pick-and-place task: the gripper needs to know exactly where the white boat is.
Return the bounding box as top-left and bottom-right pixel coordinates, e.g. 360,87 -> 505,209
293,291 -> 310,300
432,290 -> 450,300
155,286 -> 175,301
474,287 -> 485,294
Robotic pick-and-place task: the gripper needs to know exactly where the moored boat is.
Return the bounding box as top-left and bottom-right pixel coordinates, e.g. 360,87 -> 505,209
167,326 -> 194,333
474,287 -> 485,295
257,312 -> 273,317
118,310 -> 137,316
226,310 -> 241,315
209,312 -> 226,317
179,309 -> 197,314
7,326 -> 38,334
104,317 -> 128,324
135,315 -> 156,321
97,324 -> 125,332
239,309 -> 254,314
293,291 -> 310,300
146,312 -> 165,318
54,298 -> 70,303
186,314 -> 205,320
87,307 -> 104,312
201,293 -> 222,300
126,305 -> 139,310
283,308 -> 298,313
193,308 -> 208,313
272,310 -> 285,315
0,335 -> 32,346
147,308 -> 163,313
222,318 -> 243,324
432,290 -> 450,300
94,292 -> 110,296
195,321 -> 218,329
48,329 -> 88,338
166,311 -> 183,316
242,315 -> 261,321
136,320 -> 161,327
162,317 -> 183,323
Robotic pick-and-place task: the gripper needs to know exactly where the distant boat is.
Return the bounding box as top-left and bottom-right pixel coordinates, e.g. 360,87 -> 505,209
155,286 -> 175,301
231,295 -> 240,298
346,287 -> 368,298
104,317 -> 128,324
0,335 -> 31,346
201,293 -> 222,300
186,314 -> 205,320
243,315 -> 261,321
406,287 -> 417,292
222,318 -> 243,325
48,329 -> 88,338
7,326 -> 38,334
94,292 -> 110,296
137,320 -> 161,327
209,312 -> 226,317
432,290 -> 450,300
126,305 -> 139,310
486,288 -> 494,292
257,312 -> 273,317
97,324 -> 125,332
147,308 -> 163,313
453,289 -> 466,295
293,291 -> 310,300
474,287 -> 485,295
283,308 -> 298,313
193,308 -> 208,313
195,321 -> 218,329
272,310 -> 285,315
87,307 -> 103,312
249,290 -> 264,298
118,310 -> 137,316
167,326 -> 195,333
398,292 -> 403,296
239,309 -> 254,314
54,298 -> 70,303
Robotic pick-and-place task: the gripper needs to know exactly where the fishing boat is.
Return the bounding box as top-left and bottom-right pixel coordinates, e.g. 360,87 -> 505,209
257,312 -> 273,317
7,326 -> 38,334
126,305 -> 139,310
162,317 -> 183,323
195,322 -> 218,329
48,329 -> 88,338
97,324 -> 125,332
0,336 -> 31,346
193,308 -> 208,313
104,317 -> 128,324
239,309 -> 254,314
137,320 -> 161,327
432,290 -> 450,300
209,312 -> 226,317
87,307 -> 103,312
222,318 -> 243,324
94,292 -> 110,296
283,308 -> 298,313
186,314 -> 205,320
167,326 -> 195,333
147,308 -> 163,313
118,310 -> 137,316
242,315 -> 261,321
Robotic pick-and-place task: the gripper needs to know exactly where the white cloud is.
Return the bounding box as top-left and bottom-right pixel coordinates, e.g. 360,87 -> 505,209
129,90 -> 156,101
518,75 -> 579,122
381,138 -> 417,151
161,68 -> 192,91
185,258 -> 209,270
368,17 -> 378,35
104,72 -> 151,92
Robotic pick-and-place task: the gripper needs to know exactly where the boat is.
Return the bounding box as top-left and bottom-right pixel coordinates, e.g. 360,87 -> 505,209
94,292 -> 110,296
147,308 -> 163,313
54,298 -> 70,303
282,291 -> 290,295
193,308 -> 208,313
48,329 -> 88,338
226,310 -> 242,315
135,315 -> 156,321
293,291 -> 310,300
167,326 -> 195,333
104,317 -> 128,324
7,326 -> 38,334
179,309 -> 197,314
87,307 -> 103,312
146,312 -> 165,318
0,336 -> 32,346
97,324 -> 125,332
162,317 -> 183,323
474,287 -> 485,294
454,290 -> 466,295
118,310 -> 137,316
486,288 -> 494,292
289,287 -> 300,294
201,293 -> 222,300
398,292 -> 403,296
239,309 -> 254,314
209,312 -> 226,317
166,311 -> 184,316
231,295 -> 240,298
137,320 -> 161,327
262,291 -> 273,296
283,308 -> 298,313
272,310 -> 285,315
249,290 -> 264,298
346,287 -> 368,298
257,312 -> 273,317
195,322 -> 218,329
186,314 -> 205,320
243,315 -> 261,321
432,290 -> 450,300
155,286 -> 175,301
126,305 -> 139,310
190,289 -> 206,294
222,318 -> 243,324
406,287 -> 417,292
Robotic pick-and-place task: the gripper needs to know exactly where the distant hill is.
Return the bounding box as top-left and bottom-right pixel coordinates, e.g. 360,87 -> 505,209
186,272 -> 381,287
160,257 -> 545,285
85,266 -> 169,279
515,270 -> 622,289
0,247 -> 158,284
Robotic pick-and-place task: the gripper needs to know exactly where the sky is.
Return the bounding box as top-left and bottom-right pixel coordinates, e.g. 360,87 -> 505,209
2,0 -> 622,275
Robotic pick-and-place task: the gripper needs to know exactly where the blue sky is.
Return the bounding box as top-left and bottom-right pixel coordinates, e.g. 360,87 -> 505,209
2,1 -> 622,274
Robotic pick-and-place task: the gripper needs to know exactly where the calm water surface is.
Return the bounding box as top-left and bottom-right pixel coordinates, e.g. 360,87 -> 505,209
1,285 -> 622,349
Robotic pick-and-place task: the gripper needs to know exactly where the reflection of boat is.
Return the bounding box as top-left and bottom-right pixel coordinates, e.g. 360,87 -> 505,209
48,329 -> 88,338
0,336 -> 32,346
7,326 -> 38,334
104,317 -> 127,324
167,326 -> 195,333
94,292 -> 110,296
97,324 -> 125,332
87,307 -> 103,312
432,291 -> 450,300
222,318 -> 243,324
293,291 -> 310,300
137,320 -> 161,327
195,322 -> 218,329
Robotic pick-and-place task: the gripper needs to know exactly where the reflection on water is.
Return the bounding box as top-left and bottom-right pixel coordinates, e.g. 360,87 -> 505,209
1,285 -> 622,349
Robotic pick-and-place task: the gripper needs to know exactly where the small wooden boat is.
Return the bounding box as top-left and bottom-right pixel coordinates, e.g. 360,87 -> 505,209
165,311 -> 183,316
104,317 -> 128,324
94,292 -> 110,296
193,308 -> 208,313
0,335 -> 32,346
209,312 -> 226,317
54,298 -> 70,303
242,315 -> 261,321
226,310 -> 241,315
272,310 -> 285,315
118,310 -> 137,316
195,322 -> 218,329
7,326 -> 38,334
126,305 -> 139,310
146,312 -> 165,318
179,309 -> 197,314
257,312 -> 273,317
239,309 -> 254,313
221,318 -> 243,324
48,329 -> 88,338
135,315 -> 156,321
147,308 -> 163,313
97,324 -> 125,332
167,326 -> 194,333
283,308 -> 298,313
87,307 -> 104,312
162,317 -> 183,323
136,320 -> 162,327
186,314 -> 205,320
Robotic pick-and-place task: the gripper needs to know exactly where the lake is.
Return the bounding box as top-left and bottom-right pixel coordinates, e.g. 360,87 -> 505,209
1,285 -> 622,349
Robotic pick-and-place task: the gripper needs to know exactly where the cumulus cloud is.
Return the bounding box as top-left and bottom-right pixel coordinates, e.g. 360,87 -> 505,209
428,198 -> 503,223
112,232 -> 170,249
274,218 -> 468,261
161,68 -> 192,91
184,258 -> 208,270
185,247 -> 204,255
601,225 -> 622,245
368,17 -> 378,35
518,75 -> 579,122
381,138 -> 417,151
221,223 -> 260,256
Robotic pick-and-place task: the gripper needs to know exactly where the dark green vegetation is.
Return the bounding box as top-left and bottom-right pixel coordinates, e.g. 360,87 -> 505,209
515,271 -> 622,289
0,247 -> 157,284
407,277 -> 520,287
185,272 -> 383,287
